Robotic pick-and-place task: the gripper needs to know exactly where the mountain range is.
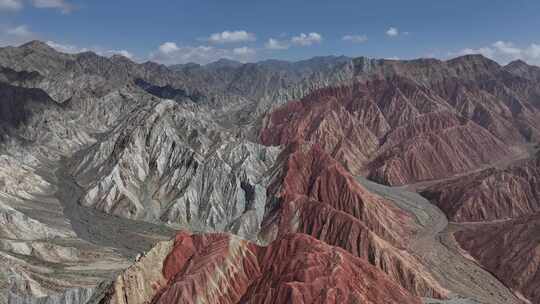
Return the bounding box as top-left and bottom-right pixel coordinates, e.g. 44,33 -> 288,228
0,40 -> 539,304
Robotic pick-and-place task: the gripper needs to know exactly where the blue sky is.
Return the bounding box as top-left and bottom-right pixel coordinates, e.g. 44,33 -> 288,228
1,0 -> 540,65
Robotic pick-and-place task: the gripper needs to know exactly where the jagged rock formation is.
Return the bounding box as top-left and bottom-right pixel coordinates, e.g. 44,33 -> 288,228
455,214 -> 540,304
422,151 -> 540,222
261,72 -> 524,185
99,231 -> 423,304
170,56 -> 356,106
259,142 -> 447,298
73,99 -> 280,239
367,111 -> 511,185
0,41 -> 203,104
0,40 -> 538,304
504,59 -> 540,82
0,44 -> 185,303
260,89 -> 381,175
8,287 -> 95,304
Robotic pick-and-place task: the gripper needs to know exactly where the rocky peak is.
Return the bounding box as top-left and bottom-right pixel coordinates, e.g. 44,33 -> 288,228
205,58 -> 244,69
20,40 -> 58,54
446,54 -> 501,77
507,59 -> 528,67
504,59 -> 540,80
448,54 -> 498,65
353,56 -> 379,73
169,62 -> 201,71
110,54 -> 133,63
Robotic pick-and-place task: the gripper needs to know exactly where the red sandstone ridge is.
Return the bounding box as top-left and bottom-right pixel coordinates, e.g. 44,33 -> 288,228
422,152 -> 540,222
102,231 -> 424,304
261,58 -> 540,185
260,87 -> 381,175
260,142 -> 447,298
263,142 -> 414,244
455,214 -> 540,304
367,113 -> 510,185
240,234 -> 421,304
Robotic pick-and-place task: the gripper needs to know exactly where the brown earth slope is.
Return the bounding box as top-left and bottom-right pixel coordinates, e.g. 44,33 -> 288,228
262,55 -> 540,185
259,142 -> 447,298
422,152 -> 540,222
455,214 -> 540,304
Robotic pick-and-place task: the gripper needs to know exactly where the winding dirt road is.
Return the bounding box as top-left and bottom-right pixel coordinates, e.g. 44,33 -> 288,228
356,177 -> 521,304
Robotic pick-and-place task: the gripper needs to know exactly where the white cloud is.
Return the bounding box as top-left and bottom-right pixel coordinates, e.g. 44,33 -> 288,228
206,30 -> 256,44
0,25 -> 134,60
103,49 -> 134,59
0,24 -> 36,46
458,47 -> 495,58
342,34 -> 368,43
45,41 -> 135,60
31,0 -> 73,13
150,42 -> 256,65
266,33 -> 323,50
158,42 -> 179,54
492,41 -> 521,56
453,41 -> 540,65
6,25 -> 31,37
232,46 -> 255,56
0,0 -> 22,11
386,27 -> 399,37
0,0 -> 74,12
264,38 -> 289,50
46,40 -> 87,53
526,44 -> 540,59
291,32 -> 322,46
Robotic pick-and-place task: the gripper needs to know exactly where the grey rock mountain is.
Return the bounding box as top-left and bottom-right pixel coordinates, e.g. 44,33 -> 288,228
0,41 -> 539,304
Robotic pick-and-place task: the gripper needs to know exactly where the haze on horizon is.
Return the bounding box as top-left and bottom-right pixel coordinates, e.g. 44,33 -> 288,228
1,1 -> 539,65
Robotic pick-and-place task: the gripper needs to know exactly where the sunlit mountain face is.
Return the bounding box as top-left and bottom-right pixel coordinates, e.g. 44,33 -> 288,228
1,2 -> 540,304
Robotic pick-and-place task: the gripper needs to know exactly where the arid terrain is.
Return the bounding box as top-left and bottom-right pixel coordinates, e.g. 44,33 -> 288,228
0,41 -> 539,304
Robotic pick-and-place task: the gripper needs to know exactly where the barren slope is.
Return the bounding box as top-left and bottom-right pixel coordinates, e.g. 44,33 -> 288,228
422,152 -> 540,222
259,142 -> 447,298
97,231 -> 423,304
262,56 -> 540,185
456,215 -> 540,304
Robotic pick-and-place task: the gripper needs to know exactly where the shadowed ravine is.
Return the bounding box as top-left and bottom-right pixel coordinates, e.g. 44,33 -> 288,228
356,177 -> 521,304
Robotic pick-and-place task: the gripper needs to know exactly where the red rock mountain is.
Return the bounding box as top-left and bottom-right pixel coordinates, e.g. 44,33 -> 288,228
261,56 -> 540,185
423,152 -> 540,222
105,231 -> 423,304
259,142 -> 446,298
455,214 -> 540,304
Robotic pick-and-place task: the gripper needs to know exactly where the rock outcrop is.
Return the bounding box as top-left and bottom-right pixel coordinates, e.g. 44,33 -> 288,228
101,231 -> 423,304
260,87 -> 381,175
73,99 -> 280,240
0,41 -> 202,104
455,214 -> 540,304
422,152 -> 540,222
260,142 -> 447,298
261,73 -> 522,185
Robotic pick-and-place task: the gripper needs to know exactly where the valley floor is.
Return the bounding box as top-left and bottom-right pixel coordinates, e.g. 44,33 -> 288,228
1,151 -> 175,304
357,177 -> 521,304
